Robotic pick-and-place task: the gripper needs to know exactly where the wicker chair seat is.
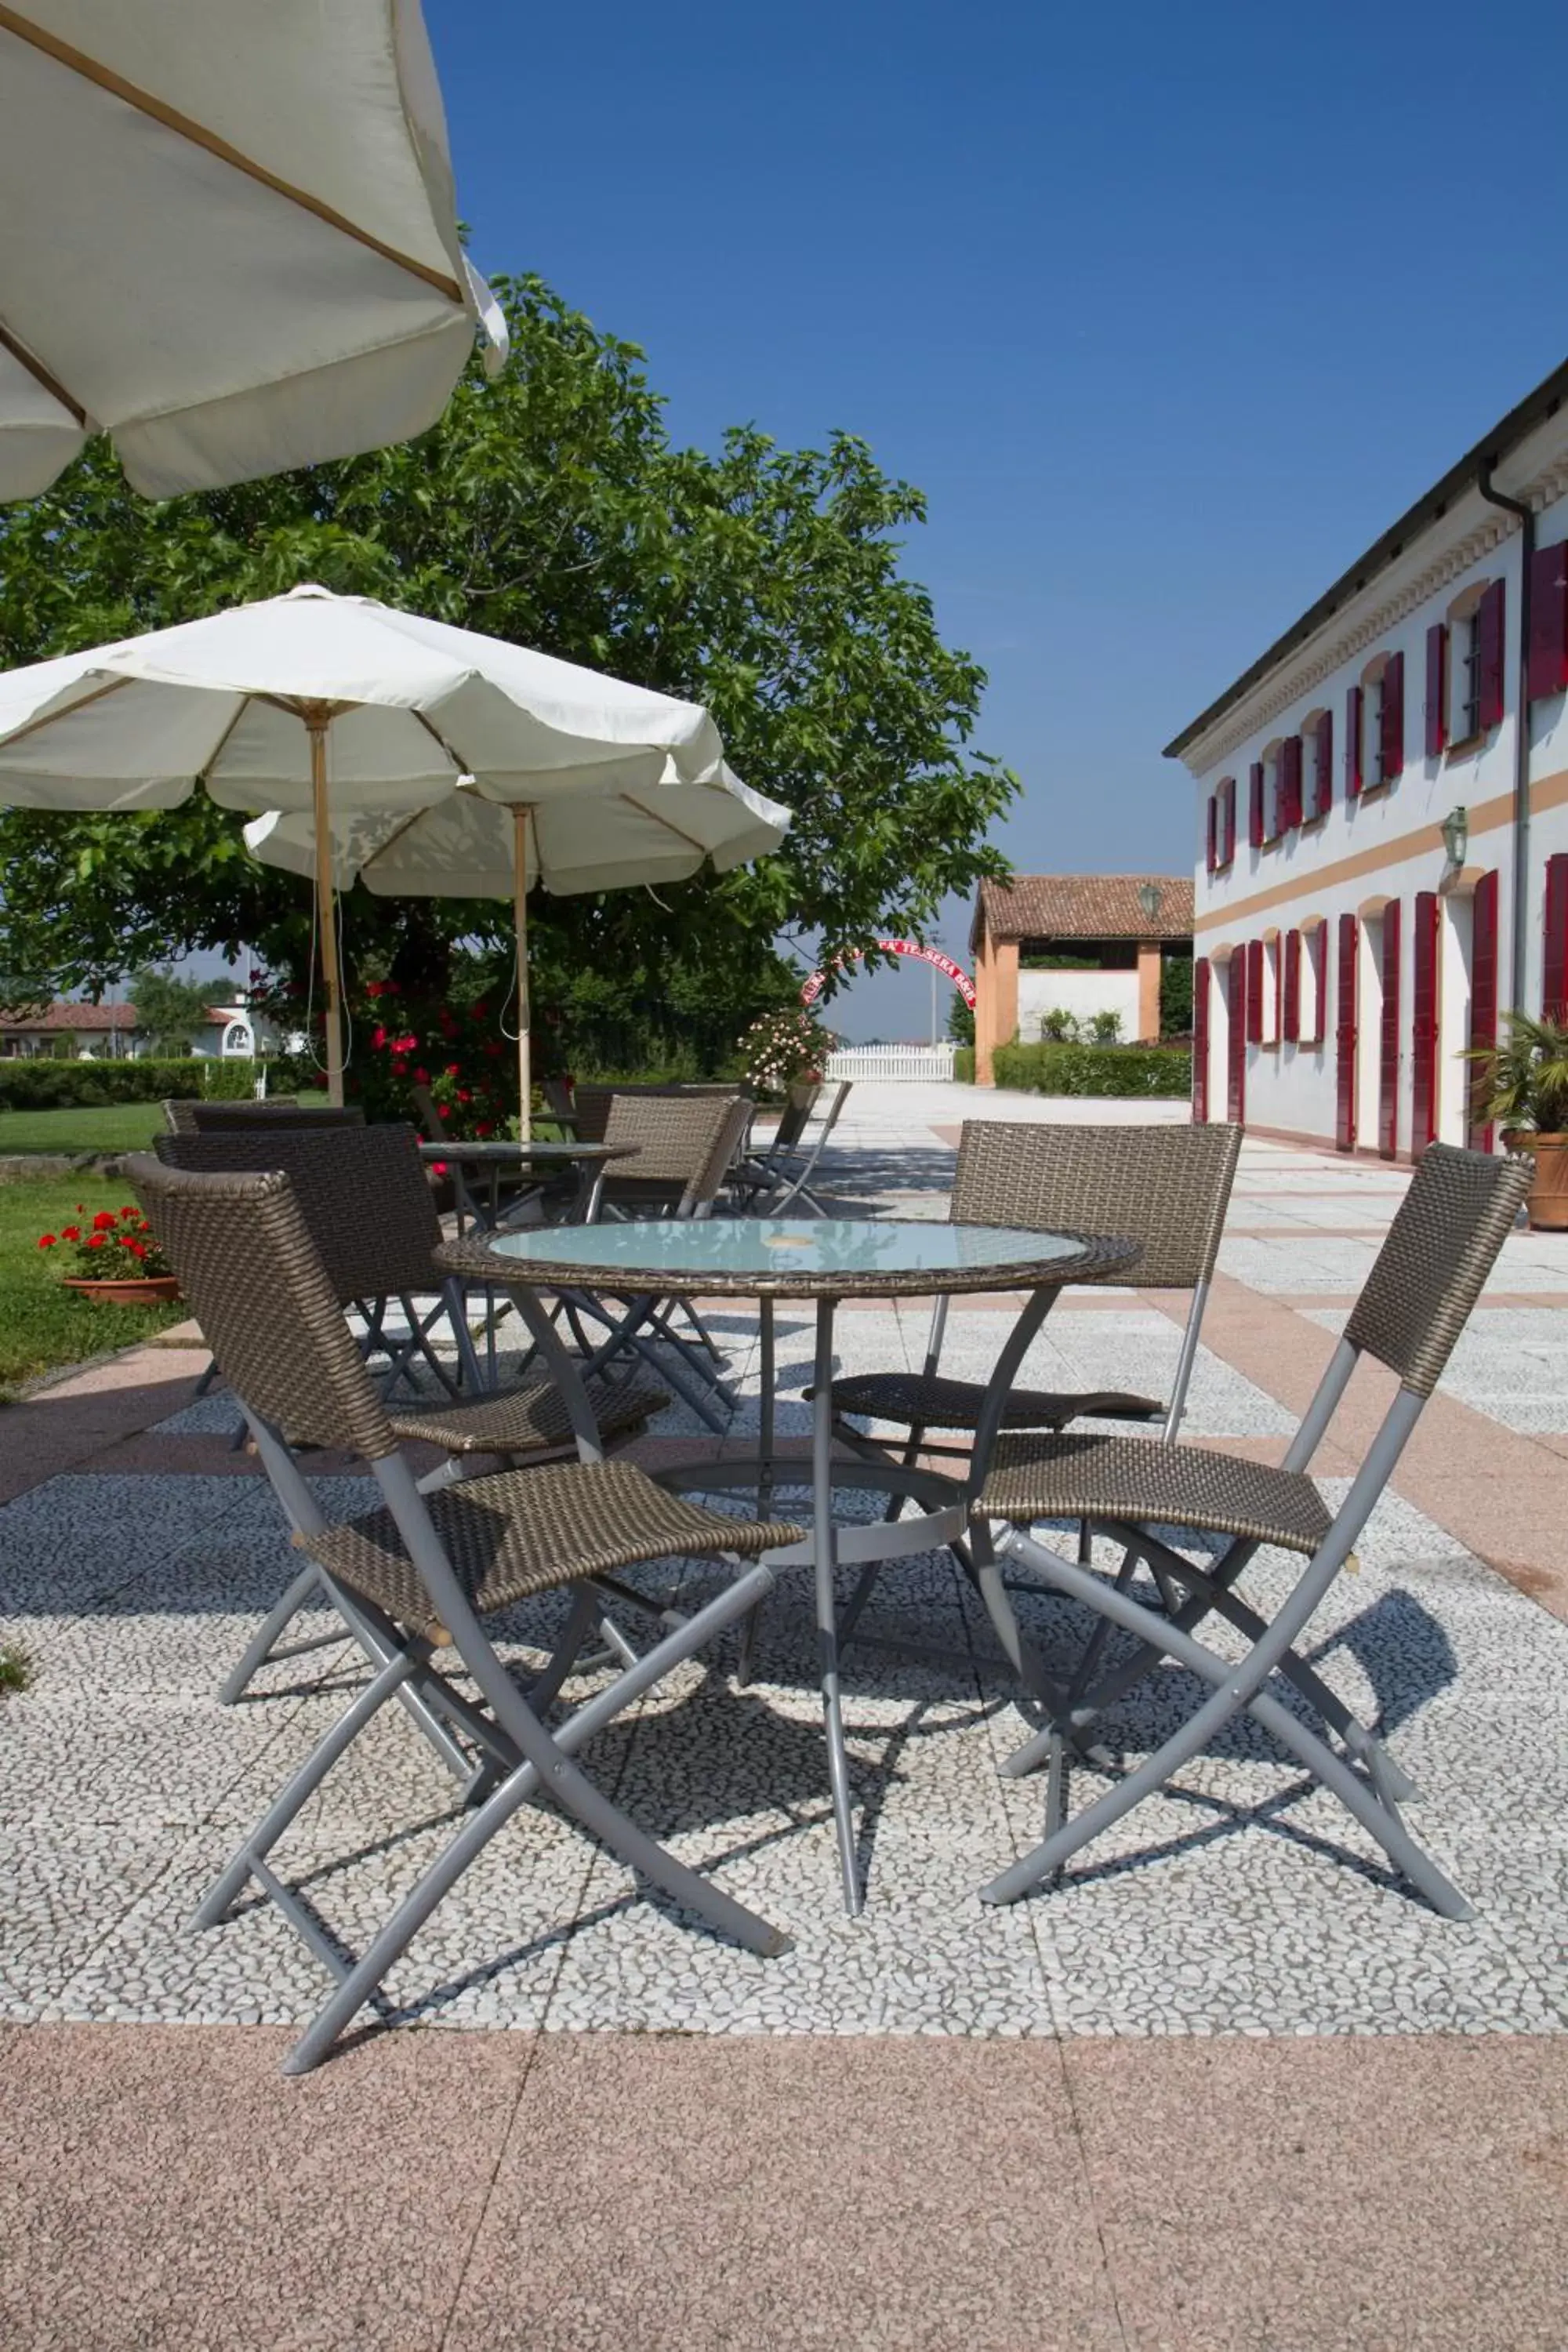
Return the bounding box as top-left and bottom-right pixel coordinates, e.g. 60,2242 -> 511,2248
387,1376 -> 669,1457
975,1429 -> 1333,1555
822,1370 -> 1162,1432
305,1458 -> 805,1635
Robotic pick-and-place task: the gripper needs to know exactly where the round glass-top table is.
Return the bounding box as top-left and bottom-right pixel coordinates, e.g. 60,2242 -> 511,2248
439,1215 -> 1140,1913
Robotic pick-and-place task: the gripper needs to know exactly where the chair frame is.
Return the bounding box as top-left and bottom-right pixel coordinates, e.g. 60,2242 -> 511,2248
733,1081 -> 851,1216
125,1155 -> 798,2073
972,1143 -> 1531,1917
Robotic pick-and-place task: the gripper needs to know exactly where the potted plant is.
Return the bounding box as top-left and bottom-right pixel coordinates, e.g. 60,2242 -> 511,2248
1465,1011 -> 1568,1230
37,1204 -> 180,1305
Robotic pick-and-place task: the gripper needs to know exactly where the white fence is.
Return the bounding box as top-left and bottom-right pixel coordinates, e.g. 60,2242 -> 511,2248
823,1042 -> 956,1083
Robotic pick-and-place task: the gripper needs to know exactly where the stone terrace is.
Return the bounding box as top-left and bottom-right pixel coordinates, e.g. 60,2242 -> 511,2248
2,1083 -> 1565,2349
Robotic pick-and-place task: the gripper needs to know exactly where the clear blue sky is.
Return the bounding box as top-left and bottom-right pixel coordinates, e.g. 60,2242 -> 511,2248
428,0 -> 1568,1038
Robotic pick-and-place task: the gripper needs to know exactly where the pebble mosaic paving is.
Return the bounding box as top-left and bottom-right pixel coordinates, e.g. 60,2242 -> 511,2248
3,1091 -> 1566,2051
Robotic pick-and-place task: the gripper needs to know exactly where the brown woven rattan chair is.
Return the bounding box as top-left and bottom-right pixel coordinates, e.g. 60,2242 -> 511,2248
157,1124 -> 669,1701
125,1153 -> 802,2074
164,1098 -> 366,1133
728,1080 -> 851,1216
823,1120 -> 1243,1451
971,1142 -> 1530,1917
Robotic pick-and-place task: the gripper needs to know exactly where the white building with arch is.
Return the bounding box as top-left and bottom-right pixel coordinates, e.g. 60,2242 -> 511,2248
1171,358 -> 1568,1158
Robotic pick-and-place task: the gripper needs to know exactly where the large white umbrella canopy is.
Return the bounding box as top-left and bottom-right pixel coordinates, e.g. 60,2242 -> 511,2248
0,0 -> 506,499
0,584 -> 789,1117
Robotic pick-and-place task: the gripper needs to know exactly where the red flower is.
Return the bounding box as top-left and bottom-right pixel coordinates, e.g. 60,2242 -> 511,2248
484,1041 -> 503,1058
37,1234 -> 56,1250
87,1233 -> 107,1251
125,1240 -> 147,1260
393,1033 -> 418,1054
471,1000 -> 489,1019
370,1025 -> 388,1050
60,1225 -> 80,1243
430,1160 -> 448,1176
365,980 -> 387,999
413,1066 -> 430,1084
474,1120 -> 495,1138
445,1062 -> 462,1078
120,1206 -> 138,1221
457,1089 -> 472,1105
437,1103 -> 452,1121
92,1210 -> 118,1232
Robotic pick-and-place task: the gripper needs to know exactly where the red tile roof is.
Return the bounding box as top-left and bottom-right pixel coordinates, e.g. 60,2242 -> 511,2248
0,1001 -> 139,1033
972,875 -> 1194,949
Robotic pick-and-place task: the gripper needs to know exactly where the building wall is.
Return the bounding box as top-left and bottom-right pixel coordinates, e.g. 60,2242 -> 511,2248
1184,430 -> 1568,1154
1018,967 -> 1141,1040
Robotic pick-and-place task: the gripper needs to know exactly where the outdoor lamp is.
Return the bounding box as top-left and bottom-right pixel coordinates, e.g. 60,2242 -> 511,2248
1441,807 -> 1468,869
1137,881 -> 1163,922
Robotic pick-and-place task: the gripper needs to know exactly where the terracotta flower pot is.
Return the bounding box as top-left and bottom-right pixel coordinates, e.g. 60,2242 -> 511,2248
1506,1132 -> 1568,1231
62,1273 -> 181,1308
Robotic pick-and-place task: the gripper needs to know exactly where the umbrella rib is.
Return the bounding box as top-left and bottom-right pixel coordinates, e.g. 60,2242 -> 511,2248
616,790 -> 712,860
0,672 -> 134,750
0,4 -> 465,307
0,314 -> 87,424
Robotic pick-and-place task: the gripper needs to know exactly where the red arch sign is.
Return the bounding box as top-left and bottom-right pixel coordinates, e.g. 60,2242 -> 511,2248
800,937 -> 976,1009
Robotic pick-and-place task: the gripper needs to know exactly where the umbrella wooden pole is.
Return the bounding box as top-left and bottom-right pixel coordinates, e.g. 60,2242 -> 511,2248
308,715 -> 344,1107
514,804 -> 531,1141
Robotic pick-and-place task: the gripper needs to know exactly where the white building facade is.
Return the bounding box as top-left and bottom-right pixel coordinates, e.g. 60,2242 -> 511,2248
1171,362 -> 1568,1159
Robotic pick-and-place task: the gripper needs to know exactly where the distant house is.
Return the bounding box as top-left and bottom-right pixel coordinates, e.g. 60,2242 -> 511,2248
970,875 -> 1195,1084
0,999 -> 278,1060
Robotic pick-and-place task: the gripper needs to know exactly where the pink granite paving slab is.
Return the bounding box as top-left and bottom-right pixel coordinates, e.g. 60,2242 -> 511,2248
0,2022 -> 534,2352
0,1346 -> 210,1504
1065,2034 -> 1568,2352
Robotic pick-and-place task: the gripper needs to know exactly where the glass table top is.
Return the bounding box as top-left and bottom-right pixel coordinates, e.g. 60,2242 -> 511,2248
481,1218 -> 1114,1297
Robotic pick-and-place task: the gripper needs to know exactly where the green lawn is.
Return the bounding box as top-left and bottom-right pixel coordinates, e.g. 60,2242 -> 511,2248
0,1094 -> 328,1157
0,1174 -> 187,1388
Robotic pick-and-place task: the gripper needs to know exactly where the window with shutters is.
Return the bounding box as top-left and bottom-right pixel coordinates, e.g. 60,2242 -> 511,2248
1360,651 -> 1404,790
1444,579 -> 1503,749
1208,776 -> 1236,872
1301,710 -> 1332,822
1528,541 -> 1568,702
1258,742 -> 1282,845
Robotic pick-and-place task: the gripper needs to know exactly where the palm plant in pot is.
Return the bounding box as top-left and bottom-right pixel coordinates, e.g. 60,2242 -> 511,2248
1465,1011 -> 1568,1230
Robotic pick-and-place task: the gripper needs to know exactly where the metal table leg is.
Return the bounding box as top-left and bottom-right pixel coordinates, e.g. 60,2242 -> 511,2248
811,1293 -> 861,1915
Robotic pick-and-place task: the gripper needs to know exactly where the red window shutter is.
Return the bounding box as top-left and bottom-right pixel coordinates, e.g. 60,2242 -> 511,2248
1528,540 -> 1568,702
1379,652 -> 1404,781
1206,795 -> 1217,875
1411,890 -> 1439,1155
1192,957 -> 1210,1122
1223,776 -> 1237,864
1469,870 -> 1499,1152
1315,924 -> 1329,1042
1477,579 -> 1506,731
1226,953 -> 1247,1122
1313,709 -> 1334,817
1279,735 -> 1303,830
1425,622 -> 1448,758
1248,763 -> 1265,849
1245,938 -> 1264,1041
1283,928 -> 1301,1041
1335,913 -> 1358,1150
1543,852 -> 1568,1020
1378,898 -> 1401,1159
1345,685 -> 1363,797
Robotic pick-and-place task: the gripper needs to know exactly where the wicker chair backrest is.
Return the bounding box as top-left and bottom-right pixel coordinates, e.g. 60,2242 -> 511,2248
162,1099 -> 198,1134
1344,1143 -> 1530,1397
689,1094 -> 753,1210
591,1091 -> 746,1191
950,1120 -> 1244,1290
125,1156 -> 397,1459
153,1123 -> 441,1302
541,1079 -> 576,1123
572,1083 -> 744,1144
187,1101 -> 365,1132
770,1083 -> 822,1155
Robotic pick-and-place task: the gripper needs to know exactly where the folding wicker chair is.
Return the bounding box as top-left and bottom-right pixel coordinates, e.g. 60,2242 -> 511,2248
125,1154 -> 802,2074
154,1124 -> 669,1701
731,1080 -> 850,1216
728,1082 -> 820,1208
163,1098 -> 366,1134
971,1142 -> 1530,1916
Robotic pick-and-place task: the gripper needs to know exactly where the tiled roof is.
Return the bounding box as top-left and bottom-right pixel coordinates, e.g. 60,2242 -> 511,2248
0,1001 -> 140,1033
972,875 -> 1194,948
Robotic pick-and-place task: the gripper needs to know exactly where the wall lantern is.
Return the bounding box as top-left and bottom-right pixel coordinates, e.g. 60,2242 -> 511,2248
1440,806 -> 1468,869
1137,881 -> 1163,923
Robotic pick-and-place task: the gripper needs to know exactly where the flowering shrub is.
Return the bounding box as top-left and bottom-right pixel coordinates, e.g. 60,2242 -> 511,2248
358,982 -> 520,1139
741,1006 -> 837,1093
37,1205 -> 174,1280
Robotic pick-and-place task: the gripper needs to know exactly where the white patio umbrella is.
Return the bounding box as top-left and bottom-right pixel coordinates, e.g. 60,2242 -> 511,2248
0,0 -> 506,499
0,585 -> 789,1120
244,760 -> 790,1124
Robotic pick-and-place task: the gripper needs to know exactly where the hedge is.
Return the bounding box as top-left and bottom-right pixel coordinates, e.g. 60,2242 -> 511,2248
992,1041 -> 1192,1098
0,1055 -> 303,1110
953,1047 -> 975,1083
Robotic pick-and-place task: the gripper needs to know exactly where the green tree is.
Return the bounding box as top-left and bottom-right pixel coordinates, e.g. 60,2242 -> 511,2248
946,991 -> 975,1046
128,966 -> 221,1055
0,276 -> 1015,1022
